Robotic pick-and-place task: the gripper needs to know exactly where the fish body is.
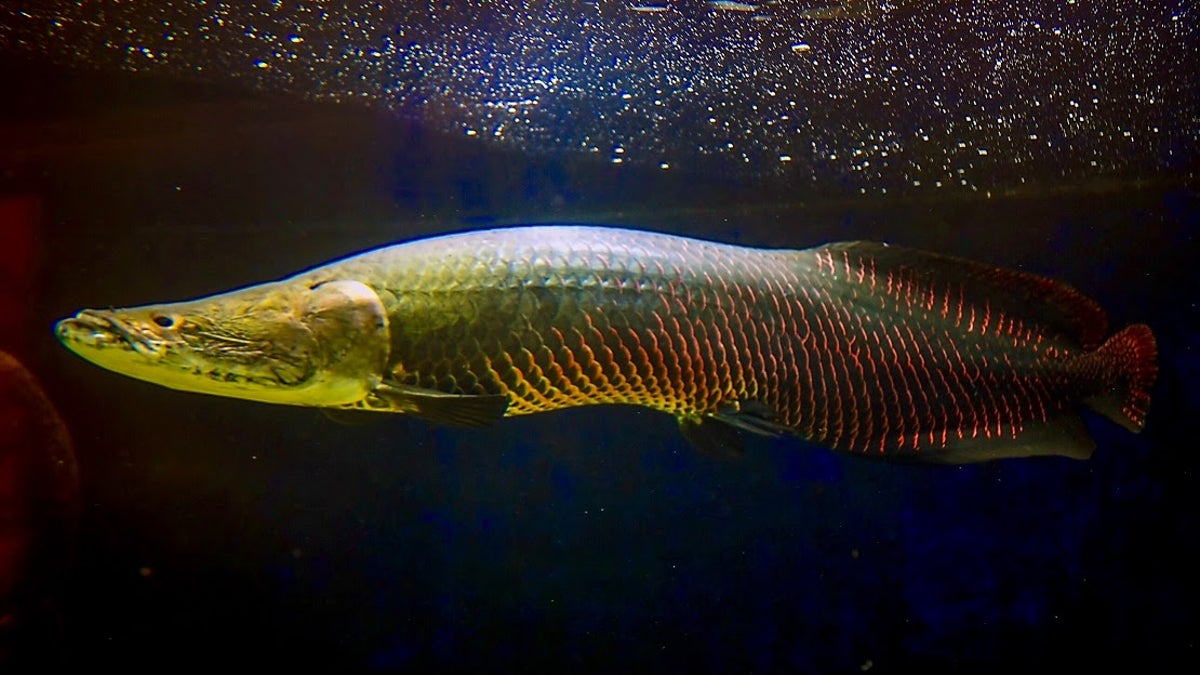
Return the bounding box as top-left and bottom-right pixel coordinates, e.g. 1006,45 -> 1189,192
55,226 -> 1157,463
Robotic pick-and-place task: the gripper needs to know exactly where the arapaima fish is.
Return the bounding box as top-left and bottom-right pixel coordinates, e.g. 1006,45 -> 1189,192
55,226 -> 1157,463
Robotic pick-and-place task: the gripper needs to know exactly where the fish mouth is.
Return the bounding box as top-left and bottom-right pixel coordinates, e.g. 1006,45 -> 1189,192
55,310 -> 164,358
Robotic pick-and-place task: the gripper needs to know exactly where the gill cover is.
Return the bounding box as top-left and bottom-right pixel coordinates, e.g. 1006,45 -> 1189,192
56,279 -> 389,407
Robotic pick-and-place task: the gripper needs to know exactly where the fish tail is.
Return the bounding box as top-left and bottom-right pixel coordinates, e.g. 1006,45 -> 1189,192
1080,324 -> 1157,432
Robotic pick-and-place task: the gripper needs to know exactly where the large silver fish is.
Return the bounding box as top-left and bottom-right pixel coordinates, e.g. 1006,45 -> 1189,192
55,226 -> 1157,463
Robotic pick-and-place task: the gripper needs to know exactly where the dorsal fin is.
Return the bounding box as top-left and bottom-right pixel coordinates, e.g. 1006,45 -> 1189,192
810,241 -> 1109,348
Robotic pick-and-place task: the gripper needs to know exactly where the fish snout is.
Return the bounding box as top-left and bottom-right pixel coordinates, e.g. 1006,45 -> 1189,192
55,310 -> 115,342
56,310 -> 162,357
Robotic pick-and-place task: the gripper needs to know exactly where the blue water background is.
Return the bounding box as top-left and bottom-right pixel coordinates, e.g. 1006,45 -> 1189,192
6,65 -> 1197,673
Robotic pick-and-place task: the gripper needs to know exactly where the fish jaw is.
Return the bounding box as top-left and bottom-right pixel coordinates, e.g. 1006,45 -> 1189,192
54,279 -> 390,407
56,309 -> 181,387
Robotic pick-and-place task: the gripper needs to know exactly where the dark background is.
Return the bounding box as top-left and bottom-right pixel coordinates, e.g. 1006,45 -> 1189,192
1,59 -> 1196,673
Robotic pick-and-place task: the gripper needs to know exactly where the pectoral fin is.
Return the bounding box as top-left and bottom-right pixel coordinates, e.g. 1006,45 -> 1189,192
373,381 -> 509,428
321,408 -> 384,426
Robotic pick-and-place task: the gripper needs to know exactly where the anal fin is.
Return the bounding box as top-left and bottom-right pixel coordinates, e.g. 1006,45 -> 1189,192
920,415 -> 1095,464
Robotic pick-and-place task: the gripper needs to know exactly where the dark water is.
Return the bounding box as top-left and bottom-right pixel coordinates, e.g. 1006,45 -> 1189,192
1,61 -> 1197,673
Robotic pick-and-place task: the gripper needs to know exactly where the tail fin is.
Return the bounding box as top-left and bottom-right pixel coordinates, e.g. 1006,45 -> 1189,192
1083,324 -> 1157,432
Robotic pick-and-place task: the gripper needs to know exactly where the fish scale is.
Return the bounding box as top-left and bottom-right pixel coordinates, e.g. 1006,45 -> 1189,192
322,226 -> 1151,460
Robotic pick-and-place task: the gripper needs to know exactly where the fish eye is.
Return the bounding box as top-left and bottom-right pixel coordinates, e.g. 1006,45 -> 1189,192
152,315 -> 176,328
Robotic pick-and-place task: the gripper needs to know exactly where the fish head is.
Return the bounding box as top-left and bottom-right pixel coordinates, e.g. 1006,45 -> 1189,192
54,279 -> 389,407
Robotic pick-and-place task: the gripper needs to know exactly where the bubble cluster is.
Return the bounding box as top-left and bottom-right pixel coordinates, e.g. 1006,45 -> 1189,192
1,0 -> 1193,193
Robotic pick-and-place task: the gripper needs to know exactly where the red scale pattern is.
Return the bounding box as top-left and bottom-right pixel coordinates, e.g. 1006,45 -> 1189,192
384,231 -> 1149,457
